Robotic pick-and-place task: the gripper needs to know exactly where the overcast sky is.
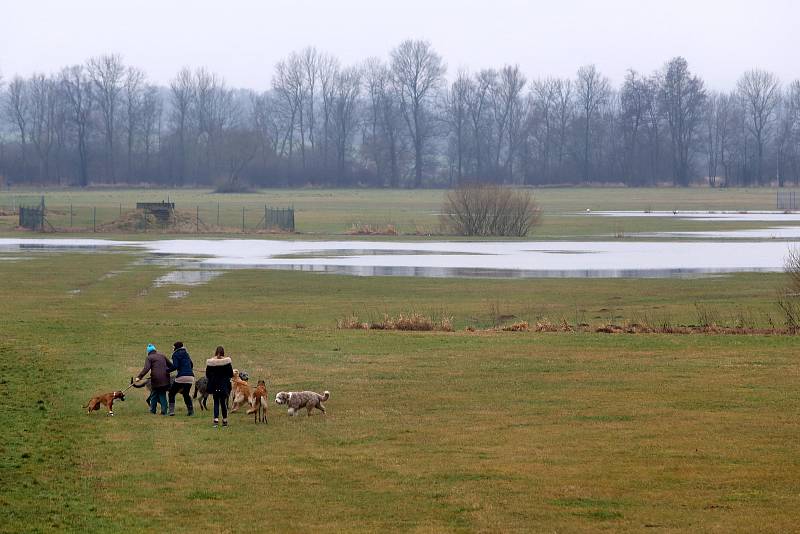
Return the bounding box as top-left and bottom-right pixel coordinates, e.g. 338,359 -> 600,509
1,0 -> 797,90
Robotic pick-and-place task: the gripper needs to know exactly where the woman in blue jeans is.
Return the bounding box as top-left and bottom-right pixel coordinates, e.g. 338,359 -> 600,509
204,346 -> 233,427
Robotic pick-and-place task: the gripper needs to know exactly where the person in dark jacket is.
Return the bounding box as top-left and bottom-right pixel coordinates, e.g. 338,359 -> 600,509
136,344 -> 175,415
168,341 -> 195,416
205,345 -> 233,427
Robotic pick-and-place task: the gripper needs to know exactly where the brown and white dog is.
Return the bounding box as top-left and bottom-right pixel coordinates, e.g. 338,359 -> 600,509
230,371 -> 253,413
275,390 -> 329,417
84,391 -> 125,416
246,380 -> 269,423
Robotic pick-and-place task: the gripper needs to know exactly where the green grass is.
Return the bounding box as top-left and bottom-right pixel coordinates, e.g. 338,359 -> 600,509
2,250 -> 800,531
1,187 -> 797,238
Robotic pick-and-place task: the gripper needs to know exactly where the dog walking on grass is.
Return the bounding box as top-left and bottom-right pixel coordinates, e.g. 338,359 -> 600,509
84,391 -> 125,416
246,380 -> 269,423
275,390 -> 329,417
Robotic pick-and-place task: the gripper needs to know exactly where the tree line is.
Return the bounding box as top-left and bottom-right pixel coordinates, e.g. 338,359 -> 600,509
1,40 -> 798,189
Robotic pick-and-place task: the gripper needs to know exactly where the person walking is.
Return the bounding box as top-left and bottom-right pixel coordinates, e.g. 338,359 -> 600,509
136,344 -> 174,415
168,341 -> 195,416
205,346 -> 233,427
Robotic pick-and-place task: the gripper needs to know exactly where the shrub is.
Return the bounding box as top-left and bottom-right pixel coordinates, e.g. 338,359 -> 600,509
778,247 -> 800,332
440,183 -> 541,237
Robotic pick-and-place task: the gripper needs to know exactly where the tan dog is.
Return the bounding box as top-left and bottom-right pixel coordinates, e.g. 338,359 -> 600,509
246,380 -> 269,423
230,372 -> 253,413
84,391 -> 125,416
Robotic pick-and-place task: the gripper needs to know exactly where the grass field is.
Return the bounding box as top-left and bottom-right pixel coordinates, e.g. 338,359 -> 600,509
2,248 -> 800,532
1,187 -> 796,237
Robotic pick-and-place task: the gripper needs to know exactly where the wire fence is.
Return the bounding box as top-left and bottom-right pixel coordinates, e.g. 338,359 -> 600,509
1,196 -> 295,233
777,190 -> 799,211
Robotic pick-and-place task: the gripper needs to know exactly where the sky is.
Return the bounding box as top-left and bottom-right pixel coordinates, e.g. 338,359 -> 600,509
1,0 -> 797,90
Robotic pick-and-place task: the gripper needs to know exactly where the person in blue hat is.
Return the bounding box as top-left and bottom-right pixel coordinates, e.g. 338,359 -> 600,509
135,343 -> 175,415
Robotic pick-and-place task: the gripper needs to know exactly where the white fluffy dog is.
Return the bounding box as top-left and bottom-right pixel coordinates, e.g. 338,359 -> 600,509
275,390 -> 329,416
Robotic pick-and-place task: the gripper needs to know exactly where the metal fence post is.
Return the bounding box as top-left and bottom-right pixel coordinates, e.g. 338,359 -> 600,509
196,206 -> 199,233
217,202 -> 220,227
242,206 -> 245,233
93,207 -> 96,232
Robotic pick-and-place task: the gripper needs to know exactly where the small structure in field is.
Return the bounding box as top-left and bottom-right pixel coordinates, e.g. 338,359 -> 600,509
19,196 -> 45,230
136,201 -> 175,223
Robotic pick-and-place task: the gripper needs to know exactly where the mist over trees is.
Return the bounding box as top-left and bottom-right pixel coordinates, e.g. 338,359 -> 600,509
0,41 -> 799,188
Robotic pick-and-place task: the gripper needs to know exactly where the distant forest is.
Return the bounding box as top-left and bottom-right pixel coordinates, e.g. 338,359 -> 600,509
1,40 -> 799,188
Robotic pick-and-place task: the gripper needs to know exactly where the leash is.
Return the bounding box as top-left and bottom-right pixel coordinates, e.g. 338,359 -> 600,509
123,375 -> 150,393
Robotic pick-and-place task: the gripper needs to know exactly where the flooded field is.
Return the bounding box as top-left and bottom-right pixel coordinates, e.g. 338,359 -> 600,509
0,237 -> 796,278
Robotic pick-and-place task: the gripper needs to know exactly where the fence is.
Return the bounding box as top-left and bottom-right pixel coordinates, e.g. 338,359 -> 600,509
777,190 -> 798,211
1,197 -> 295,234
18,196 -> 45,230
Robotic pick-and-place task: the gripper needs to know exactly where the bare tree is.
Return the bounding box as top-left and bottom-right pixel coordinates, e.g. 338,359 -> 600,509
140,84 -> 162,181
364,59 -> 404,187
88,54 -> 125,183
443,70 -> 471,185
28,74 -> 57,182
575,65 -> 610,182
658,57 -> 706,186
703,92 -> 721,187
4,77 -> 30,180
169,67 -> 193,185
737,69 -> 780,184
60,65 -> 94,186
619,70 -> 653,184
496,65 -> 527,181
123,66 -> 145,181
390,39 -> 446,187
467,69 -> 495,180
318,53 -> 340,176
331,66 -> 362,185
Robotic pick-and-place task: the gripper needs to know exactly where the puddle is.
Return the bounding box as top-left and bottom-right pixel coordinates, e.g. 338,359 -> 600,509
639,227 -> 800,239
168,291 -> 189,299
154,270 -> 222,287
2,238 -> 799,279
589,210 -> 800,222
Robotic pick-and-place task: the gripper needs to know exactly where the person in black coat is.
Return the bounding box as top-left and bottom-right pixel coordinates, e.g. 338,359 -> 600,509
168,341 -> 195,416
205,345 -> 233,427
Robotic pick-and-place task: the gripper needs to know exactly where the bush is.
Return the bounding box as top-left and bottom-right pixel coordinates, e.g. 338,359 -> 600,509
440,183 -> 541,237
779,247 -> 800,332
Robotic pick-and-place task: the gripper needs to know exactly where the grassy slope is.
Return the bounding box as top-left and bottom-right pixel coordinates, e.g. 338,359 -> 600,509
2,252 -> 800,532
1,187 -> 797,237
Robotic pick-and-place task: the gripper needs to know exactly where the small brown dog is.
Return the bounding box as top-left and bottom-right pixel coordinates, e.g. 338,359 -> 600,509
246,380 -> 269,423
84,391 -> 125,416
230,372 -> 253,413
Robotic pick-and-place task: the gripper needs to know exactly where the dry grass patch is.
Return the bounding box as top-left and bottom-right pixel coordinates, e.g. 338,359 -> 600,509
345,222 -> 398,235
338,312 -> 454,332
